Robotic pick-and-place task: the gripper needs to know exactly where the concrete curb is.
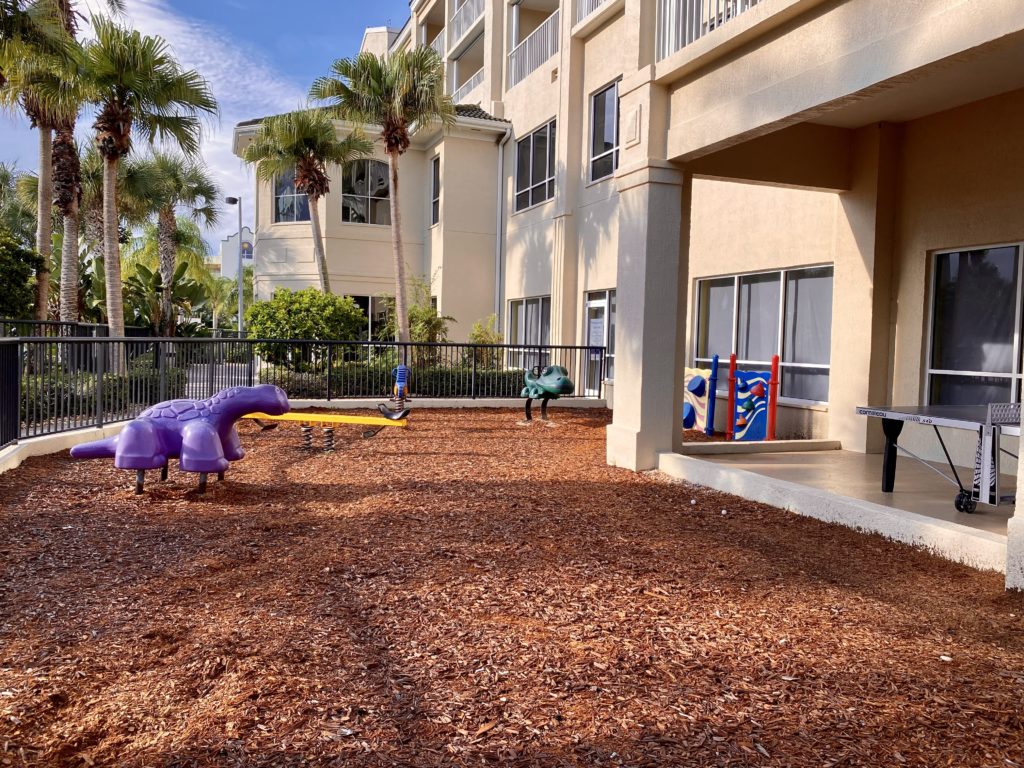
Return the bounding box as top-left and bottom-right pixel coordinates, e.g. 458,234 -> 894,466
657,451 -> 1007,574
288,398 -> 607,410
0,423 -> 128,476
679,439 -> 841,455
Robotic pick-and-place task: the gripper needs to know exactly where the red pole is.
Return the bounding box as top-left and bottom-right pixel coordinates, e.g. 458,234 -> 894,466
767,354 -> 780,441
726,353 -> 737,441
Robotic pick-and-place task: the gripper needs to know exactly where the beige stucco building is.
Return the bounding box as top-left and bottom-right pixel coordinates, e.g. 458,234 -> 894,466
235,0 -> 1024,584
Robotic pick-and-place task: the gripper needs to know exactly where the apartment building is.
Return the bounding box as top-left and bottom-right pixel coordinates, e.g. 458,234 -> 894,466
234,0 -> 1024,482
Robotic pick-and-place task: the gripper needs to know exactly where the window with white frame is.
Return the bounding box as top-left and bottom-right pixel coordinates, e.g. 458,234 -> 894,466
342,159 -> 390,225
590,81 -> 619,182
273,167 -> 310,223
515,120 -> 556,212
508,295 -> 551,369
430,156 -> 440,226
927,244 -> 1023,406
694,266 -> 834,403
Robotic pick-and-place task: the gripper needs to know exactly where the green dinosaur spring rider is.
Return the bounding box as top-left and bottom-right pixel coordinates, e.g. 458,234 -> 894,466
520,365 -> 574,424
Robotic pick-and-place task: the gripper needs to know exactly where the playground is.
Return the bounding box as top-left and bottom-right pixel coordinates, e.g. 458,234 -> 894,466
1,408 -> 1023,766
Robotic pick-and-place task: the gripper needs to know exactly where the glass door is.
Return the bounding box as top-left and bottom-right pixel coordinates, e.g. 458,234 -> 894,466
585,297 -> 607,396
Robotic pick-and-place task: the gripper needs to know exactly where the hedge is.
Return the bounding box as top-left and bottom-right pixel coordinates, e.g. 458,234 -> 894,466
260,363 -> 526,400
20,359 -> 187,423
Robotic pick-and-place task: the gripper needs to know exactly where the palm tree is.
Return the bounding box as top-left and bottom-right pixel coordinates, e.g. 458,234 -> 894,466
207,275 -> 233,332
49,0 -> 124,322
83,16 -> 216,340
242,108 -> 372,294
310,48 -> 454,343
0,162 -> 35,246
79,146 -> 153,263
1,41 -> 67,319
142,152 -> 219,335
125,216 -> 215,289
0,0 -> 67,89
124,216 -> 214,333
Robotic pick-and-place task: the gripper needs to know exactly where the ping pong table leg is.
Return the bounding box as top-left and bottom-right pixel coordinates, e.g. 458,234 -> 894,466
881,418 -> 903,492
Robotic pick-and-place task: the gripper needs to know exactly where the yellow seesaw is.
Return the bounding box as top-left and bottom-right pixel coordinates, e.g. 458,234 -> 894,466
243,410 -> 408,450
243,412 -> 408,428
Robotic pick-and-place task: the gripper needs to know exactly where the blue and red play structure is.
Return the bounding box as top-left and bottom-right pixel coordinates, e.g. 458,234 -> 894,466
682,355 -> 719,436
683,353 -> 780,441
725,353 -> 779,442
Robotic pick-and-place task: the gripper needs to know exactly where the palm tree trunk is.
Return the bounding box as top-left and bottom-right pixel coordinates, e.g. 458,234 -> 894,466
308,193 -> 331,294
102,155 -> 125,372
35,128 -> 53,320
157,205 -> 177,336
388,150 -> 410,344
84,206 -> 103,262
59,210 -> 79,322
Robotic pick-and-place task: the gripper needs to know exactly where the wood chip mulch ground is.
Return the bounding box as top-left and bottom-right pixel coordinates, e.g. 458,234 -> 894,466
1,408 -> 1023,767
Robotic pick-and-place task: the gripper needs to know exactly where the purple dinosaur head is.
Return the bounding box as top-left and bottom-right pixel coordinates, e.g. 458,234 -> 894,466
232,384 -> 290,416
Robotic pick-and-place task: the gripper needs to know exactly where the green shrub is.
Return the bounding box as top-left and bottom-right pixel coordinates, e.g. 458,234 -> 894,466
467,315 -> 503,369
0,229 -> 42,318
259,362 -> 525,400
246,289 -> 366,369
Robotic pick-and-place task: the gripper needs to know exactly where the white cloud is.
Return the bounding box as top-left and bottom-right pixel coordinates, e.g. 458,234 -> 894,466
110,0 -> 307,252
1,0 -> 307,254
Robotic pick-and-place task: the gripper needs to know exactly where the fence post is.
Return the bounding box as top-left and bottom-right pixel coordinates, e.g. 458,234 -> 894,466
471,346 -> 477,399
95,340 -> 105,428
247,341 -> 255,387
326,343 -> 333,402
157,340 -> 167,402
207,341 -> 215,398
0,340 -> 19,448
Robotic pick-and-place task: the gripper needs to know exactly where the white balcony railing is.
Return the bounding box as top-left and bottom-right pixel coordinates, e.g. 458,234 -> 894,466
575,0 -> 612,26
452,67 -> 485,103
656,0 -> 761,59
429,29 -> 446,57
507,10 -> 560,89
450,0 -> 485,45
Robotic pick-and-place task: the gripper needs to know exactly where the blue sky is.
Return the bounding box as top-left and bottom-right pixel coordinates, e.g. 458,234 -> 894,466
0,0 -> 410,249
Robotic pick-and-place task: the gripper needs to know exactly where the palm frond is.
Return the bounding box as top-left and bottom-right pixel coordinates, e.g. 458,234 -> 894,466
310,47 -> 454,154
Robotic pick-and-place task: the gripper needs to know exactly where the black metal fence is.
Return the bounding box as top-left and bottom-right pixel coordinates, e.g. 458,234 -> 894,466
1,336 -> 605,446
0,319 -> 150,338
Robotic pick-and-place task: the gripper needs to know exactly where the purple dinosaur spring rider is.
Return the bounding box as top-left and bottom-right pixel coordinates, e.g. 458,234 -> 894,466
70,385 -> 290,494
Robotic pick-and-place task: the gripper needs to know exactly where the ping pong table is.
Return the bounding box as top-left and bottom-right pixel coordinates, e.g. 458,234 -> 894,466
856,404 -> 1020,513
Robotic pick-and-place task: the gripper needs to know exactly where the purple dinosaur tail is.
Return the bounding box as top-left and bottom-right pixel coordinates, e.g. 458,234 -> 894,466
70,436 -> 118,459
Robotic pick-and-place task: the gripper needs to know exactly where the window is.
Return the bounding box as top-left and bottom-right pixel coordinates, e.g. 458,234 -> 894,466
274,168 -> 310,223
515,120 -> 556,211
347,294 -> 394,341
430,156 -> 440,226
695,266 -> 834,403
927,245 -> 1022,405
585,289 -> 616,394
342,159 -> 391,225
590,82 -> 619,182
508,295 -> 551,369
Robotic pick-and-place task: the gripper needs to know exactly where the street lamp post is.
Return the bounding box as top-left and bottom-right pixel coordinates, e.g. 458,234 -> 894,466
225,196 -> 244,335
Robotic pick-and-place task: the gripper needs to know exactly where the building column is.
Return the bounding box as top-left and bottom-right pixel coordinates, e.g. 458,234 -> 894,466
829,123 -> 901,452
549,214 -> 578,345
1009,460 -> 1024,588
606,163 -> 688,471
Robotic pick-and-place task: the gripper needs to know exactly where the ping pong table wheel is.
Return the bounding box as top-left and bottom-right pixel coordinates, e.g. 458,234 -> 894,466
954,491 -> 977,514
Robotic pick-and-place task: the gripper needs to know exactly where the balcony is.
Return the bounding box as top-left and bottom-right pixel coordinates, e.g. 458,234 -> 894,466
507,9 -> 560,89
656,0 -> 762,60
450,0 -> 485,47
429,29 -> 446,57
575,0 -> 613,26
453,67 -> 485,103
